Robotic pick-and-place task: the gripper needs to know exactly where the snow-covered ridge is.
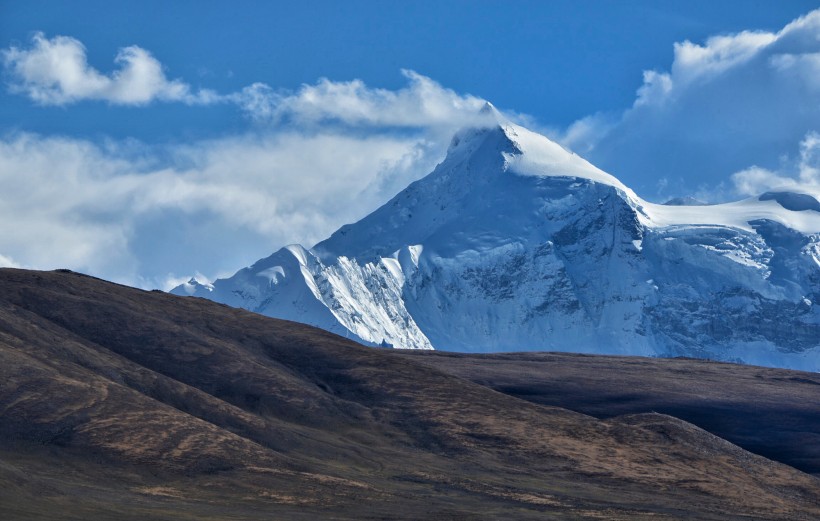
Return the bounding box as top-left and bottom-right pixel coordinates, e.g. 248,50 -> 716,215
173,118 -> 820,371
501,121 -> 635,194
643,194 -> 820,234
492,121 -> 820,235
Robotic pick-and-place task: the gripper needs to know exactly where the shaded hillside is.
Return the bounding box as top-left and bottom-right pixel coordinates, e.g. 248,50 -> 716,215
400,351 -> 820,477
1,268 -> 819,520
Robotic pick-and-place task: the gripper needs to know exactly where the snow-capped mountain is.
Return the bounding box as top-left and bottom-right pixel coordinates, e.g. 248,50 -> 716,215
173,111 -> 820,370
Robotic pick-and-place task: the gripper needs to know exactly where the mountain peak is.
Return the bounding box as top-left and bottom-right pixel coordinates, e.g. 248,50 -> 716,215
173,116 -> 820,370
497,122 -> 634,192
445,119 -> 636,199
478,100 -> 499,116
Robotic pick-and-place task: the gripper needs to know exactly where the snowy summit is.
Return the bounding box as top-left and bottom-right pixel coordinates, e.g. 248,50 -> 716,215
174,118 -> 820,371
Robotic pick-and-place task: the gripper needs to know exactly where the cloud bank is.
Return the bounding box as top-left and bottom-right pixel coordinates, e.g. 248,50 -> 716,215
731,132 -> 820,196
563,9 -> 820,200
3,12 -> 818,290
2,33 -> 490,129
0,48 -> 494,287
0,129 -> 444,289
234,70 -> 488,127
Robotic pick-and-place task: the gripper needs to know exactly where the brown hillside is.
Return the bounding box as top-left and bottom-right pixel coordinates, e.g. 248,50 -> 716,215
1,268 -> 819,520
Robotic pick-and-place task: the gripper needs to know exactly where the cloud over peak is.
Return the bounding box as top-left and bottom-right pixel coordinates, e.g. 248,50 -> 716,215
0,35 -> 497,287
3,9 -> 818,289
2,33 -> 493,133
232,69 -> 490,129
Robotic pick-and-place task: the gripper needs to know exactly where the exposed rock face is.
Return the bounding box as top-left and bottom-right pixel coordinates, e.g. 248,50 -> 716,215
174,122 -> 820,370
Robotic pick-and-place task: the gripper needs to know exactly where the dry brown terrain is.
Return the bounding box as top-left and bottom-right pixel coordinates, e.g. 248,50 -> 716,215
400,350 -> 820,477
1,268 -> 819,520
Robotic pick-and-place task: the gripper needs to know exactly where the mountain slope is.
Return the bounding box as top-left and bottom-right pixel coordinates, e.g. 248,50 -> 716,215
400,350 -> 820,477
4,267 -> 820,520
174,118 -> 820,370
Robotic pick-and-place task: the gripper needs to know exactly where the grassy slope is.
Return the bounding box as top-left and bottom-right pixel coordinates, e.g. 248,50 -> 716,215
1,268 -> 819,520
400,351 -> 820,476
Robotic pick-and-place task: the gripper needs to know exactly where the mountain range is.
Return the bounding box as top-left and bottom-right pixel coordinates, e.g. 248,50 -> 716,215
3,268 -> 820,519
174,109 -> 820,370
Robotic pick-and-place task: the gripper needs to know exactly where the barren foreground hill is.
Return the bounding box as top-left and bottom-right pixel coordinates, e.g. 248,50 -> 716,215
1,268 -> 819,520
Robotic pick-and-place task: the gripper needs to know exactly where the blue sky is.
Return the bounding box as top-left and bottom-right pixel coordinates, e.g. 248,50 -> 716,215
1,1 -> 819,288
3,1 -> 815,138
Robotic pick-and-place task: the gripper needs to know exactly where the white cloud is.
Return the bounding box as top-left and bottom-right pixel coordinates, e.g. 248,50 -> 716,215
560,113 -> 617,156
233,82 -> 279,121
0,67 -> 492,288
0,129 -> 448,289
232,69 -> 489,128
2,32 -> 492,132
2,32 -> 218,105
0,33 -> 500,287
0,253 -> 21,268
665,31 -> 776,89
731,166 -> 799,196
731,131 -> 820,196
562,9 -> 820,200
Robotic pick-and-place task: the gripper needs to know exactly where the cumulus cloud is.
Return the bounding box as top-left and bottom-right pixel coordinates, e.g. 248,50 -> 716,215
0,32 -> 502,287
227,70 -> 494,134
0,66 -> 491,288
232,69 -> 488,128
731,131 -> 820,196
2,32 -> 492,132
562,9 -> 820,200
0,253 -> 21,269
0,129 -> 447,289
2,32 -> 218,105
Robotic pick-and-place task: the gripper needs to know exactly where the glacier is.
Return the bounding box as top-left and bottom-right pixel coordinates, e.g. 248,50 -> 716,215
172,114 -> 820,371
